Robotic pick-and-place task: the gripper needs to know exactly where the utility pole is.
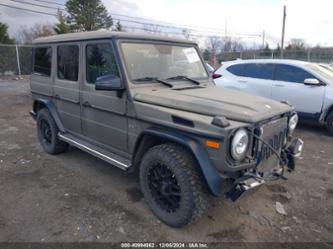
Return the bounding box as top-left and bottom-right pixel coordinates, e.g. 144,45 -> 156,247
262,30 -> 265,49
280,5 -> 286,58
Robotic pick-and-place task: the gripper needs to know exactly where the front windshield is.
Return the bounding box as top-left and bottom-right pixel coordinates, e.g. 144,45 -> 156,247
120,42 -> 208,82
309,64 -> 333,81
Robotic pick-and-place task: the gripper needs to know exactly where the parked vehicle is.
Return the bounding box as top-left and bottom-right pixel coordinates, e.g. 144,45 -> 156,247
30,32 -> 303,227
214,59 -> 333,135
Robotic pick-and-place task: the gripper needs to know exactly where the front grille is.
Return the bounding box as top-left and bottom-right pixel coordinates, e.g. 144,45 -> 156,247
257,117 -> 288,162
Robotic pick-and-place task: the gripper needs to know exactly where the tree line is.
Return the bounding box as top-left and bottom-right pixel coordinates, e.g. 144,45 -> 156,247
0,0 -> 123,44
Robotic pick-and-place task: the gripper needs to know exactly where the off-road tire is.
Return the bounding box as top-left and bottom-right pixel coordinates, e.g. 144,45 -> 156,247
326,111 -> 333,136
37,108 -> 68,154
139,143 -> 209,227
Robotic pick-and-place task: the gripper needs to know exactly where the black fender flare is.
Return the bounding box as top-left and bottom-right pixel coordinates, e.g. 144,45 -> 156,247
32,98 -> 65,133
134,127 -> 224,197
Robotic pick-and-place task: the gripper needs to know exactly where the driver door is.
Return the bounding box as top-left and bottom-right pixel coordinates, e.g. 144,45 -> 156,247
80,40 -> 128,153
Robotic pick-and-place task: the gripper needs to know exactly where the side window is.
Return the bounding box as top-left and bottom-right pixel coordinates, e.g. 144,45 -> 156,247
86,43 -> 119,84
227,64 -> 244,76
33,47 -> 52,77
57,45 -> 79,81
243,63 -> 274,80
275,64 -> 314,83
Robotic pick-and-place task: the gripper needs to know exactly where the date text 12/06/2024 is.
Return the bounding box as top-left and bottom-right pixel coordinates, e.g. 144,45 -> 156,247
120,242 -> 208,248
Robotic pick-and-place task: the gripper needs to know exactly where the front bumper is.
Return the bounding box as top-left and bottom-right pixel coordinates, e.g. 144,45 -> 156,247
226,137 -> 303,202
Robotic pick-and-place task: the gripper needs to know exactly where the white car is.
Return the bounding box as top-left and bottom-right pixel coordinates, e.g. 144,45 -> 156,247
214,59 -> 333,134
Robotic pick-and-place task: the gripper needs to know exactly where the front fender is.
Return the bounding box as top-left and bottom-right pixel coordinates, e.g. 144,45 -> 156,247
135,127 -> 224,197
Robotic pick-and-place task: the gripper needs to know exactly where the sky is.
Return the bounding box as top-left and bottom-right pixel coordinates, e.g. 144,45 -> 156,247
1,0 -> 333,47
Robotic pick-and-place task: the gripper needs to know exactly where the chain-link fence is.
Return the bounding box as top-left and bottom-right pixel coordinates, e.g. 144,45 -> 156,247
0,44 -> 33,76
1,43 -> 333,76
218,49 -> 333,64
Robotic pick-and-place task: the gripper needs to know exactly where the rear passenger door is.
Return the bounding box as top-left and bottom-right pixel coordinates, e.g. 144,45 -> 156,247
240,63 -> 274,98
54,43 -> 81,135
81,40 -> 128,154
31,46 -> 53,97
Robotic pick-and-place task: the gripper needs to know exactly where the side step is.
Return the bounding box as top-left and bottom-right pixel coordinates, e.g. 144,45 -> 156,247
58,133 -> 131,171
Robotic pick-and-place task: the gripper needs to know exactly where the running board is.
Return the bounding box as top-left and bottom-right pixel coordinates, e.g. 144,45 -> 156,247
58,133 -> 131,170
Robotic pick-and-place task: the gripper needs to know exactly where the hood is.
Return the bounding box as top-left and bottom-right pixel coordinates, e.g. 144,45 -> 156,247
133,86 -> 293,123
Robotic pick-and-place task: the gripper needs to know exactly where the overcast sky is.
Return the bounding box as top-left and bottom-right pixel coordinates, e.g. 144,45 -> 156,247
1,0 -> 333,47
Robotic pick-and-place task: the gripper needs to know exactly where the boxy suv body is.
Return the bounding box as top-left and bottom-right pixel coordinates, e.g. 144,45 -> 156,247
30,31 -> 303,227
214,59 -> 333,134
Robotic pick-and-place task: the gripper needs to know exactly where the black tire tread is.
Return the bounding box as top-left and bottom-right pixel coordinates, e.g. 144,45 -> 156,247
141,143 -> 209,227
327,111 -> 333,136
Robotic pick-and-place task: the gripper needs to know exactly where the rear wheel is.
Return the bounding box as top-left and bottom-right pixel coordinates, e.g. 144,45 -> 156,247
37,109 -> 68,154
326,111 -> 333,136
139,143 -> 209,227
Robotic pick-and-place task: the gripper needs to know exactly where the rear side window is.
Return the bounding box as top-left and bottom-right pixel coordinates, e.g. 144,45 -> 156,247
243,63 -> 274,80
33,47 -> 52,77
86,43 -> 119,84
227,64 -> 244,76
57,45 -> 79,81
275,64 -> 314,83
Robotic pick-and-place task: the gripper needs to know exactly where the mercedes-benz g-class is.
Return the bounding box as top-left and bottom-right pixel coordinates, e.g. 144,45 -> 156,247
30,31 -> 303,227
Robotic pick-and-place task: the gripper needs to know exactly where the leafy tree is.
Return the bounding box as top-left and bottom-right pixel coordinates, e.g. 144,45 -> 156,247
202,49 -> 212,61
66,0 -> 113,31
275,43 -> 281,51
54,10 -> 72,34
264,42 -> 270,51
0,22 -> 15,75
0,22 -> 14,44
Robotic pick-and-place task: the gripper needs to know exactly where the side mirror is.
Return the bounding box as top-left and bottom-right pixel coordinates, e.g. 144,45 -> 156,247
95,74 -> 124,91
304,78 -> 320,85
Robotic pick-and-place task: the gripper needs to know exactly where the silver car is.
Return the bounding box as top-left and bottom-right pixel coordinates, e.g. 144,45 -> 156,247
214,59 -> 333,135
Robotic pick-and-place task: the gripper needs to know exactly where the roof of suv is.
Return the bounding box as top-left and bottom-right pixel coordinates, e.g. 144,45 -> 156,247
33,30 -> 195,45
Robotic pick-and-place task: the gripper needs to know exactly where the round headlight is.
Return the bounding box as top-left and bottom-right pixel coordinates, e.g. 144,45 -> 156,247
230,128 -> 249,161
289,114 -> 298,132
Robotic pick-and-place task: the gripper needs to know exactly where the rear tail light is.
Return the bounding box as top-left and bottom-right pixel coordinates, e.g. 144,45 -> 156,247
212,73 -> 222,79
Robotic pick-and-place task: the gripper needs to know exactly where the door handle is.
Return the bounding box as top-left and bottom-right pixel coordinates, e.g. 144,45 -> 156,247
82,101 -> 92,107
273,84 -> 285,87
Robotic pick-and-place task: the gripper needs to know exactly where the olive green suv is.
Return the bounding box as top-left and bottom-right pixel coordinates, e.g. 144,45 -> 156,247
30,31 -> 303,227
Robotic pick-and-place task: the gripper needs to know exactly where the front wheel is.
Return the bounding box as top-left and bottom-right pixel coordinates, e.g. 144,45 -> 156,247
139,143 -> 209,227
327,111 -> 333,136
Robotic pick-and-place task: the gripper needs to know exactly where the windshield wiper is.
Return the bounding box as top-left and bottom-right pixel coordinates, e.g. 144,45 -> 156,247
166,75 -> 201,85
132,77 -> 173,88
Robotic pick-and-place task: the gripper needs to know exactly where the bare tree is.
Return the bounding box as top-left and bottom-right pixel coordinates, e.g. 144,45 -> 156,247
206,36 -> 223,53
17,24 -> 54,43
182,29 -> 191,40
286,38 -> 306,50
205,36 -> 223,67
222,37 -> 244,52
143,24 -> 162,33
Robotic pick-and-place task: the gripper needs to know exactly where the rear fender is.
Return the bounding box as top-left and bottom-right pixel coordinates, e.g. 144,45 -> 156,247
32,99 -> 65,132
